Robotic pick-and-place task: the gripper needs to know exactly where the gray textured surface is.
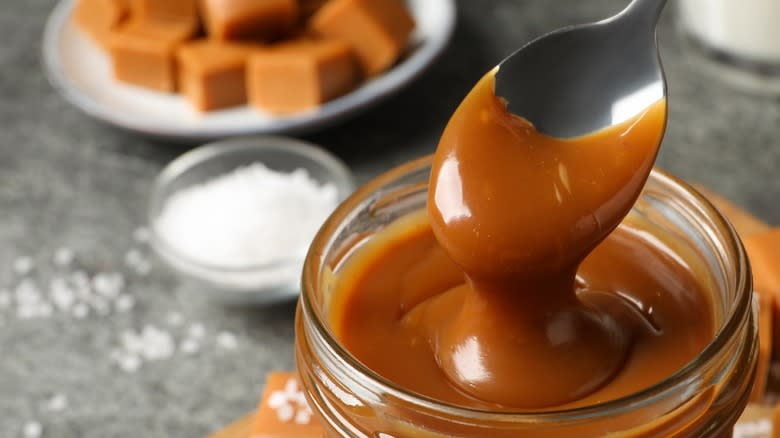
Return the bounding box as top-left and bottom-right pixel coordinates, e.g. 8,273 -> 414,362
0,0 -> 779,437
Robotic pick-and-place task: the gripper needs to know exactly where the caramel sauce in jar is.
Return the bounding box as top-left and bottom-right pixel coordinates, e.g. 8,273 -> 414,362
295,69 -> 757,437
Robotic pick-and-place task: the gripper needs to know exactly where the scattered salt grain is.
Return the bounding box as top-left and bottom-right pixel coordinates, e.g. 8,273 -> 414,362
124,249 -> 152,276
72,303 -> 89,319
216,331 -> 238,350
165,312 -> 184,327
179,338 -> 200,355
118,354 -> 141,373
45,394 -> 68,412
188,323 -> 205,339
277,404 -> 295,422
155,163 -> 339,270
139,325 -> 175,361
115,294 -> 135,313
294,408 -> 312,425
93,272 -> 124,298
49,278 -> 75,311
121,330 -> 146,355
14,256 -> 34,276
268,378 -> 313,424
22,421 -> 43,438
53,248 -> 74,267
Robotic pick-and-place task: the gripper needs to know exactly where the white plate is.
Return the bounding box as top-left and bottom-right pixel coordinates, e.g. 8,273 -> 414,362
42,0 -> 456,141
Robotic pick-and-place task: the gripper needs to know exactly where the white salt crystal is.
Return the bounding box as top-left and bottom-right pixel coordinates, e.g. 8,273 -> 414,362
118,354 -> 141,373
294,408 -> 312,425
216,332 -> 238,350
268,391 -> 287,409
45,394 -> 68,412
72,303 -> 89,319
125,249 -> 152,276
121,330 -> 145,354
179,338 -> 200,355
17,306 -> 36,320
50,278 -> 75,311
115,294 -> 135,312
93,273 -> 124,298
188,323 -> 205,339
140,325 -> 174,361
133,227 -> 150,244
15,279 -> 41,303
276,403 -> 294,422
53,248 -> 75,267
155,163 -> 339,272
165,312 -> 184,327
14,256 -> 34,276
23,421 -> 43,438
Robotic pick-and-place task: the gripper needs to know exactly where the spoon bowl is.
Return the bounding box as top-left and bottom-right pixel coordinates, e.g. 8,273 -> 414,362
495,0 -> 668,138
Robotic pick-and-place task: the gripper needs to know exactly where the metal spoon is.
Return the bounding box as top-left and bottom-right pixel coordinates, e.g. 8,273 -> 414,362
495,0 -> 668,138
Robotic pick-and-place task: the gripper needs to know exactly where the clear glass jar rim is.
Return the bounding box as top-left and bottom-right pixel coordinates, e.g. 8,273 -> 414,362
301,155 -> 751,422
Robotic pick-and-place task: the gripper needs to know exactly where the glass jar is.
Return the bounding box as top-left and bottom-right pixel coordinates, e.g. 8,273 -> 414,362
295,156 -> 758,437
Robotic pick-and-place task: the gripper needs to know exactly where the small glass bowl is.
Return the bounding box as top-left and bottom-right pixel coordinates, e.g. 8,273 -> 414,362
148,136 -> 355,305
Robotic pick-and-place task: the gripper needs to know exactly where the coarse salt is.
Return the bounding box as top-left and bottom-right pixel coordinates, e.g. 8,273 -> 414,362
216,331 -> 238,350
165,312 -> 184,327
188,323 -> 205,339
268,378 -> 313,424
44,394 -> 68,412
72,303 -> 89,319
22,421 -> 43,438
115,294 -> 135,313
53,248 -> 74,267
179,338 -> 200,355
14,256 -> 34,276
155,164 -> 338,271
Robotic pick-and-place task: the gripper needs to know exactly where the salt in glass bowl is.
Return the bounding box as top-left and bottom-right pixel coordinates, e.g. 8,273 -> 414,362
148,136 -> 355,305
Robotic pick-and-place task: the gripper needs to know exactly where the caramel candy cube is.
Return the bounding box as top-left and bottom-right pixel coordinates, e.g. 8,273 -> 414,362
108,19 -> 198,92
73,0 -> 130,49
247,40 -> 358,114
310,0 -> 414,76
751,290 -> 774,402
251,372 -> 323,437
177,41 -> 258,111
132,0 -> 199,22
200,0 -> 298,42
744,228 -> 780,358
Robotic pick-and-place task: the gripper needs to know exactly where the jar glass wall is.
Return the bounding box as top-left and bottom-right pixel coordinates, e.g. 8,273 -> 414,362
296,156 -> 757,437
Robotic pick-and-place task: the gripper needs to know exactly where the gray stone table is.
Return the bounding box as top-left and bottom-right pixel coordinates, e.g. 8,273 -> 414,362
1,1 -> 779,437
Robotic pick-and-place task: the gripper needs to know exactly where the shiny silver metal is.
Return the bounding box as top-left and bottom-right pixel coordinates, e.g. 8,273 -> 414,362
495,0 -> 668,138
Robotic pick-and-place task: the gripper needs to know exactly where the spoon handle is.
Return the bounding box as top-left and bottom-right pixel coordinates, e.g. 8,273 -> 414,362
620,0 -> 668,31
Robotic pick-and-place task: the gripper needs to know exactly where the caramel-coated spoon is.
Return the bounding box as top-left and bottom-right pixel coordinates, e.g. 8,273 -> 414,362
495,0 -> 668,138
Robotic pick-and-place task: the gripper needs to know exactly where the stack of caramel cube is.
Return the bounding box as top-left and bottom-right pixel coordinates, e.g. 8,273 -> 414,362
74,0 -> 415,114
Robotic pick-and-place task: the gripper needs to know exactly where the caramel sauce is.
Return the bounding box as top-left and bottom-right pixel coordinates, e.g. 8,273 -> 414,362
329,71 -> 714,410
